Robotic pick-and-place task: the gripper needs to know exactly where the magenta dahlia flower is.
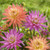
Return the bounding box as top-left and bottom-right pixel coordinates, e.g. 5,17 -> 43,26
41,29 -> 49,35
0,29 -> 24,50
24,11 -> 47,33
47,37 -> 50,39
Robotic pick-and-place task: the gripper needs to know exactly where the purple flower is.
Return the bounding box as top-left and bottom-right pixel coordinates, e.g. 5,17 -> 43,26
47,37 -> 50,39
24,11 -> 47,33
0,29 -> 24,50
41,29 -> 48,35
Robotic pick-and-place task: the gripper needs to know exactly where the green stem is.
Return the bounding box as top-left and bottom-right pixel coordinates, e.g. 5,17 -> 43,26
33,29 -> 35,36
17,25 -> 19,30
30,30 -> 31,33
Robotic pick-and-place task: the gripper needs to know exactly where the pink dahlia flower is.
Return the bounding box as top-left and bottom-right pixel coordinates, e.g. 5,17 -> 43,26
0,29 -> 24,50
24,11 -> 47,33
26,36 -> 49,50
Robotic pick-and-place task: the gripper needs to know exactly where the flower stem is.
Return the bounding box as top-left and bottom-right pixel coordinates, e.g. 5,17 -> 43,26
17,25 -> 19,30
33,29 -> 35,36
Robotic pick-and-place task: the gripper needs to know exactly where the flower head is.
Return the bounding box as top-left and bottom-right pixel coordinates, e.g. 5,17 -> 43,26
41,29 -> 50,40
47,37 -> 50,39
41,29 -> 49,35
26,36 -> 49,50
2,4 -> 27,28
0,29 -> 24,50
24,11 -> 47,33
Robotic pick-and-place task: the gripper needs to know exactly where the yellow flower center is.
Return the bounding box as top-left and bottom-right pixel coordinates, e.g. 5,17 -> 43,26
33,39 -> 44,50
33,18 -> 39,24
31,15 -> 39,24
9,8 -> 19,19
8,35 -> 16,43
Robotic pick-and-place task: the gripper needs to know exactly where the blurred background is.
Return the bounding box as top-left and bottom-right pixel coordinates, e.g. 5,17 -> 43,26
0,0 -> 50,22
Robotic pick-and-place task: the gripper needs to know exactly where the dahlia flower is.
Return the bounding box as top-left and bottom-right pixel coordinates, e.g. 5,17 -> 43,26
26,36 -> 49,50
41,29 -> 49,35
0,29 -> 24,50
41,29 -> 50,40
2,4 -> 27,28
47,37 -> 50,39
24,11 -> 47,33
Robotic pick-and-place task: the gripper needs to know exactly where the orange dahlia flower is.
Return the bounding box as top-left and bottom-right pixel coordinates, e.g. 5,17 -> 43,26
26,36 -> 49,50
2,4 -> 27,28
